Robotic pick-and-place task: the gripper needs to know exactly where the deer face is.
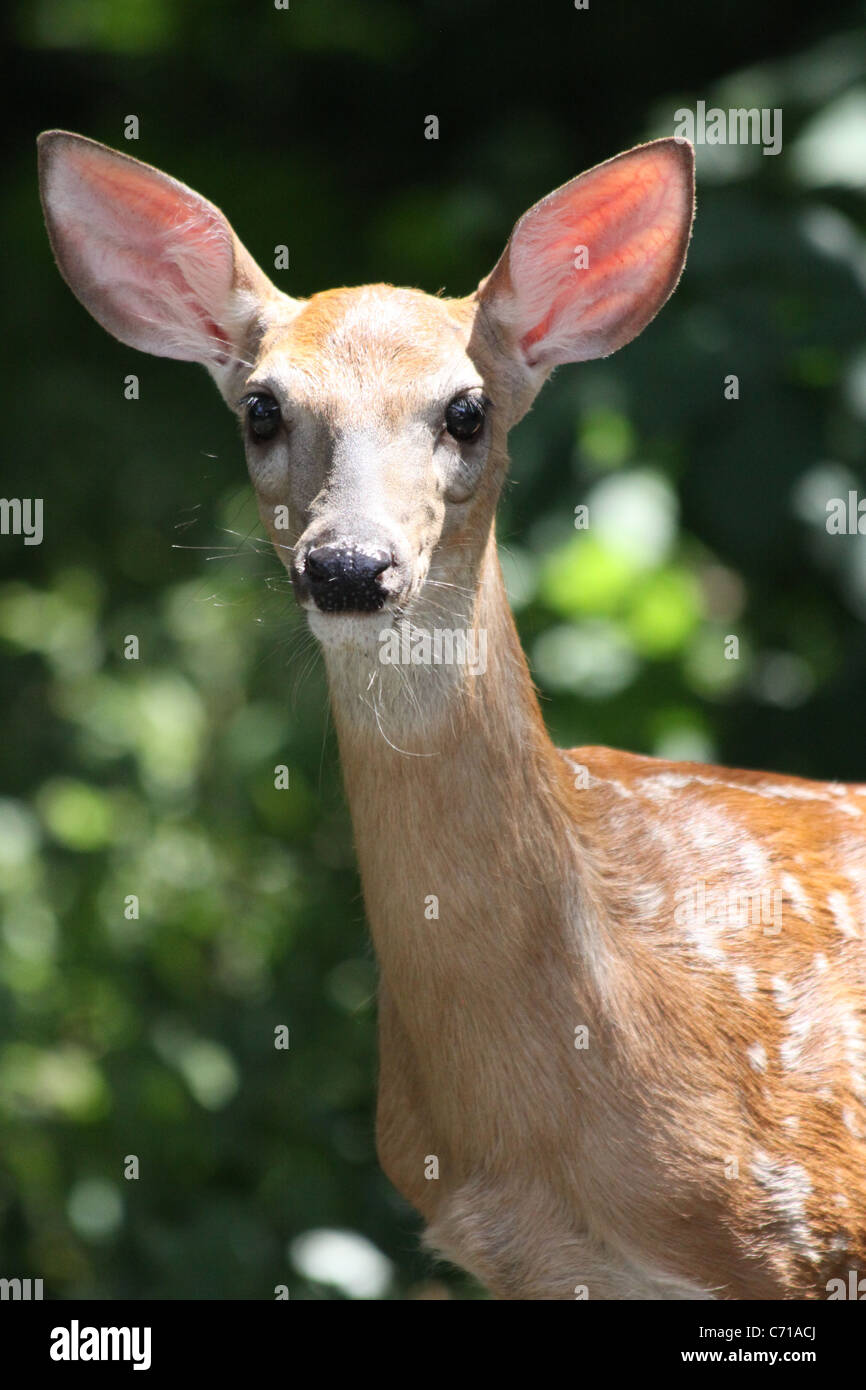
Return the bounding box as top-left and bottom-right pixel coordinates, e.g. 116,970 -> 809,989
236,283 -> 516,650
38,131 -> 694,656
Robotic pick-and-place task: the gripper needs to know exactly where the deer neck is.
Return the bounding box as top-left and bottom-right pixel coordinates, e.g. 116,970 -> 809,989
322,529 -> 581,1011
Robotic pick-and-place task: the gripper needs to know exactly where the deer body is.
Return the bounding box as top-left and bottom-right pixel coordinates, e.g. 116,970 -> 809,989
333,533 -> 866,1299
38,131 -> 866,1299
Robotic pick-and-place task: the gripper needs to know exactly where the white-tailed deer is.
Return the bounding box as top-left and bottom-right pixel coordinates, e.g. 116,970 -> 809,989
39,131 -> 866,1300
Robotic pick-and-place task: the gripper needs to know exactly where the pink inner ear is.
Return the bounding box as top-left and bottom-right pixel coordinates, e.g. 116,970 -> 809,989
508,143 -> 692,366
54,144 -> 235,362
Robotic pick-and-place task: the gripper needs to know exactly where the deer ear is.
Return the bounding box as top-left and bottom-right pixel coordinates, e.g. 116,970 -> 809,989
478,138 -> 694,369
37,131 -> 281,375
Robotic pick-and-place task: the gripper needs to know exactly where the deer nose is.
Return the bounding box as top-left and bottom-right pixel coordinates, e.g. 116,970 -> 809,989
304,543 -> 393,613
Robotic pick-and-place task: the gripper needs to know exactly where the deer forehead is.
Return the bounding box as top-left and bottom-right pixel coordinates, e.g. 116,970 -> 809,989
254,284 -> 483,426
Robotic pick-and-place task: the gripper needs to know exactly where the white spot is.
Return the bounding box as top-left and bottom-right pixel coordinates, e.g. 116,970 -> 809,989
829,890 -> 860,939
734,964 -> 757,999
747,1042 -> 768,1072
685,914 -> 725,967
755,781 -> 832,802
838,1009 -> 866,1101
608,779 -> 634,799
632,882 -> 666,919
640,772 -> 694,795
750,1152 -> 820,1264
780,983 -> 816,1063
780,1009 -> 813,1071
637,771 -> 863,826
738,840 -> 772,880
781,872 -> 813,922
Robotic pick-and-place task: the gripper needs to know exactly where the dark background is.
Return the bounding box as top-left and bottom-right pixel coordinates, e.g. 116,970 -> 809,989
1,0 -> 865,1298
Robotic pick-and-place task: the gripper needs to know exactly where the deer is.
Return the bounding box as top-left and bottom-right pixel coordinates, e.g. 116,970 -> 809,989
38,130 -> 866,1301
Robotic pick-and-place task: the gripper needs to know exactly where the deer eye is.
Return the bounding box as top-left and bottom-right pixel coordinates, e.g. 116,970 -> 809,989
445,394 -> 486,441
244,392 -> 282,441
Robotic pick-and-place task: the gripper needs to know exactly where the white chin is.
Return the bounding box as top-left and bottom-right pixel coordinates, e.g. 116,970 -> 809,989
306,609 -> 392,653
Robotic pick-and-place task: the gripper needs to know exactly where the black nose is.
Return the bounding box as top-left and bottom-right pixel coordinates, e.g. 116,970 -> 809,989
304,544 -> 392,613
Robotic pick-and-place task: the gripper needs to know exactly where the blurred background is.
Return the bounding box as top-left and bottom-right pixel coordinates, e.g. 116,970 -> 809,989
1,0 -> 865,1299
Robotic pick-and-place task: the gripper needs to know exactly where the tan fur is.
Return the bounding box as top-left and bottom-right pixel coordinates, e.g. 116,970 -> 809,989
340,548 -> 866,1299
39,132 -> 866,1300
